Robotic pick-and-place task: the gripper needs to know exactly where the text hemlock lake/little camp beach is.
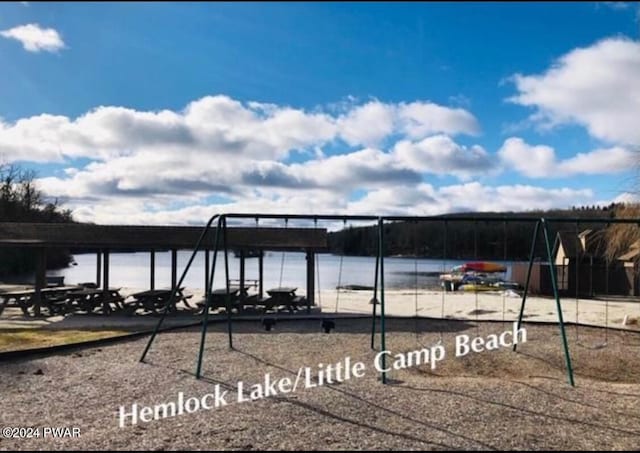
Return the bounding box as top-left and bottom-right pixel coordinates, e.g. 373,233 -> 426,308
118,322 -> 527,427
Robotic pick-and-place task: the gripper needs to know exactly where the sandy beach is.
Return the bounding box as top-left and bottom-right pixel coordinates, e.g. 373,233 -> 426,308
1,286 -> 639,333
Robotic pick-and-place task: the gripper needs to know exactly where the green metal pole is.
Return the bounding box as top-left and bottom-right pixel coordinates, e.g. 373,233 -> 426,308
196,216 -> 222,378
223,216 -> 233,349
140,215 -> 219,363
513,220 -> 539,352
541,218 -> 575,387
370,247 -> 380,350
378,218 -> 387,384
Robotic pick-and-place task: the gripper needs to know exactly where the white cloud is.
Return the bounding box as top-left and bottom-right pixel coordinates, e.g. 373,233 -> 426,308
611,192 -> 640,204
498,137 -> 636,178
393,135 -> 493,180
497,138 -> 556,178
0,95 -> 478,164
335,99 -> 481,147
7,94 -> 479,225
46,180 -> 597,226
337,101 -> 395,147
560,146 -> 637,174
0,23 -> 65,53
600,2 -> 633,10
508,37 -> 640,145
293,147 -> 421,189
451,184 -> 593,212
1,93 -> 617,225
347,182 -> 593,217
397,101 -> 480,139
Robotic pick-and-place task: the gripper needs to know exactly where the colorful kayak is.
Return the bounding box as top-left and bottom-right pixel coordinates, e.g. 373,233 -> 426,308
452,262 -> 506,273
458,284 -> 498,292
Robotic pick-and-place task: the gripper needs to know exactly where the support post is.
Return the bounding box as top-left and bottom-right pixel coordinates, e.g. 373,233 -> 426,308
150,250 -> 155,291
33,248 -> 46,317
258,250 -> 264,299
306,251 -> 315,313
102,250 -> 110,315
541,218 -> 575,387
205,249 -> 210,300
171,249 -> 177,291
96,252 -> 102,288
239,249 -> 245,305
378,218 -> 387,384
514,221 -> 539,351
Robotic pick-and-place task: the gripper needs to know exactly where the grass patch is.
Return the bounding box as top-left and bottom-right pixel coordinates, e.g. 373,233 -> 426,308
0,329 -> 130,352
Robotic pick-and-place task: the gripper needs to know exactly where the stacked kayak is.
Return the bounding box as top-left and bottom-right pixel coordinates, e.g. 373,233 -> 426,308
439,262 -> 519,292
451,262 -> 507,273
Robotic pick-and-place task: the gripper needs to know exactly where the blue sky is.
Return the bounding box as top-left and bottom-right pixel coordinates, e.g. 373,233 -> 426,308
0,2 -> 639,224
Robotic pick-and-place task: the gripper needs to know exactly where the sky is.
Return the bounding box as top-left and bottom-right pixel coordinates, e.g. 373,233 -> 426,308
0,1 -> 639,225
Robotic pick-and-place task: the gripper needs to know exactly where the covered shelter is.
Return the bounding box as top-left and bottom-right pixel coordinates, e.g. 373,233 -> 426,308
0,222 -> 328,315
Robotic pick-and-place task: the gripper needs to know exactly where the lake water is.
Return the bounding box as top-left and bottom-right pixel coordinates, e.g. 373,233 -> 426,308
50,251 -> 515,292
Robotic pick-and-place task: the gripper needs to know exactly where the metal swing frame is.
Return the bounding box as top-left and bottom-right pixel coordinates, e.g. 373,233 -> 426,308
139,213 -> 640,387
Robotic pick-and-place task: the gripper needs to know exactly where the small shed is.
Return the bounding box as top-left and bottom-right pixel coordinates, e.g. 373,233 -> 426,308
511,262 -> 554,296
615,241 -> 640,296
553,229 -> 629,297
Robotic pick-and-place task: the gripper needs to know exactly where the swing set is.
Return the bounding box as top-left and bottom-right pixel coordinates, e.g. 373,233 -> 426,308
139,213 -> 640,388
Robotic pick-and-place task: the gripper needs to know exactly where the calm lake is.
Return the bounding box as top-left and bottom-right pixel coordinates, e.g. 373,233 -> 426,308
49,251 -> 515,292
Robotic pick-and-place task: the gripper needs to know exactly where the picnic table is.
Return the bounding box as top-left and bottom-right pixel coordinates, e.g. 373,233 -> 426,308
39,286 -> 83,315
199,286 -> 242,313
127,287 -> 193,314
66,287 -> 125,315
0,285 -> 91,317
0,289 -> 36,316
264,287 -> 306,313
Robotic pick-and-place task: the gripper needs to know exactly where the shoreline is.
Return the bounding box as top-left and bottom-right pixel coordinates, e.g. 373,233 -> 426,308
1,285 -> 638,332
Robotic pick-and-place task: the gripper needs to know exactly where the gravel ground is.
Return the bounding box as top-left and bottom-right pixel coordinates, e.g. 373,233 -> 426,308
1,318 -> 639,451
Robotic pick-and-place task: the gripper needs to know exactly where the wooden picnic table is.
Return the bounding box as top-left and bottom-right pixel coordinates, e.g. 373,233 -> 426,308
199,286 -> 242,313
0,286 -> 130,317
0,289 -> 36,316
66,287 -> 125,315
0,286 -> 83,317
127,287 -> 193,314
39,286 -> 82,315
264,287 -> 306,313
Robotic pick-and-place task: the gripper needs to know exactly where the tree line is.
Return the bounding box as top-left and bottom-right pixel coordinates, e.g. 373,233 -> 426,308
327,206 -> 623,261
0,163 -> 74,277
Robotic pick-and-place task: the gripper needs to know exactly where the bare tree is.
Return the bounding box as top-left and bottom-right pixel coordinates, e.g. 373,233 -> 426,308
603,203 -> 640,261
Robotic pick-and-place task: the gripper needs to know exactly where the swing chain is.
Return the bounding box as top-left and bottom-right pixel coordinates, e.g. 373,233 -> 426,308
314,218 -> 322,309
334,219 -> 347,313
278,218 -> 288,289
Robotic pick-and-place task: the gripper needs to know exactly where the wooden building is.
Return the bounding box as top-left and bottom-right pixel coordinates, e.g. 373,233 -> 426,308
553,229 -> 633,297
513,229 -> 639,297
